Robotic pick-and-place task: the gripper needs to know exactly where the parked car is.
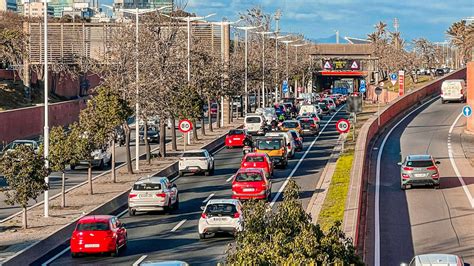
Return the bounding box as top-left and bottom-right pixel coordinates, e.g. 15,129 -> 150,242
128,176 -> 179,216
398,154 -> 441,190
231,168 -> 272,201
288,130 -> 303,152
225,129 -> 252,148
198,199 -> 244,239
254,136 -> 288,168
71,148 -> 112,170
434,68 -> 445,76
403,253 -> 464,266
0,140 -> 40,156
244,113 -> 266,135
139,126 -> 160,143
178,149 -> 215,176
298,117 -> 319,136
70,215 -> 127,257
441,79 -> 466,104
210,102 -> 219,117
241,152 -> 274,176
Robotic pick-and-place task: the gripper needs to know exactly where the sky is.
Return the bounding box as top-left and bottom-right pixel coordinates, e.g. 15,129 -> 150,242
181,0 -> 474,43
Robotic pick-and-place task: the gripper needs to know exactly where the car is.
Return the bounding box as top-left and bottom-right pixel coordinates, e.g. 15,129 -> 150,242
398,154 -> 441,190
256,107 -> 278,126
139,126 -> 160,143
141,261 -> 189,266
71,147 -> 112,170
244,113 -> 267,135
210,102 -> 218,117
70,215 -> 127,257
128,176 -> 179,216
441,79 -> 466,104
254,137 -> 288,168
231,168 -> 272,201
403,253 -> 464,266
198,199 -> 243,239
298,104 -> 319,116
298,117 -> 319,136
265,131 -> 296,158
288,130 -> 303,152
434,68 -> 445,76
178,149 -> 215,176
0,140 -> 40,156
317,102 -> 330,115
225,129 -> 252,148
274,104 -> 287,118
241,152 -> 274,176
280,120 -> 303,136
322,98 -> 336,111
298,112 -> 320,125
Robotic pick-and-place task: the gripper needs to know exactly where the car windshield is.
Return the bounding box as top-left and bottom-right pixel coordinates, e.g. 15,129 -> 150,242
257,139 -> 282,150
246,117 -> 261,123
228,129 -> 244,135
318,103 -> 327,108
283,121 -> 299,128
245,156 -> 264,162
76,222 -> 110,231
235,172 -> 264,182
133,183 -> 161,191
10,142 -> 35,149
183,152 -> 206,157
205,203 -> 237,215
406,160 -> 434,167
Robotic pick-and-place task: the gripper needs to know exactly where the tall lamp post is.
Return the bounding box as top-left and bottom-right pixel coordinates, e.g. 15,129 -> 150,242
43,0 -> 50,217
291,43 -> 307,98
254,31 -> 275,108
236,25 -> 261,115
280,39 -> 294,97
270,34 -> 290,103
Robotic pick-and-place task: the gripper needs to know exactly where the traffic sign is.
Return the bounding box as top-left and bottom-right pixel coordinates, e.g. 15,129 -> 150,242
336,119 -> 350,134
282,80 -> 289,93
350,61 -> 359,70
398,70 -> 405,96
463,105 -> 472,117
375,87 -> 383,95
323,61 -> 332,69
360,79 -> 366,93
390,73 -> 397,86
178,119 -> 193,133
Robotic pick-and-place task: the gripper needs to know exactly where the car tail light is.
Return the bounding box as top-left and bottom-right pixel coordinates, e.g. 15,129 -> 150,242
243,162 -> 248,167
310,124 -> 316,128
106,231 -> 114,238
426,166 -> 437,171
402,174 -> 410,179
233,212 -> 240,218
432,172 -> 439,179
156,193 -> 166,198
129,194 -> 137,198
201,213 -> 208,219
403,167 -> 414,171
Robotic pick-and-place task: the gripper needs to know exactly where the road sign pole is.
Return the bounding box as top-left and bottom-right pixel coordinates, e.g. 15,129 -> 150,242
377,95 -> 380,126
342,134 -> 345,153
184,132 -> 187,151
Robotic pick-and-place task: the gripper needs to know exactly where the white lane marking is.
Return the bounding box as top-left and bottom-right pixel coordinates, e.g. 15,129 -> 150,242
132,255 -> 148,266
171,219 -> 187,232
448,112 -> 474,208
269,107 -> 343,208
203,193 -> 215,203
375,96 -> 439,266
226,175 -> 234,183
117,208 -> 128,218
41,247 -> 70,266
170,175 -> 180,182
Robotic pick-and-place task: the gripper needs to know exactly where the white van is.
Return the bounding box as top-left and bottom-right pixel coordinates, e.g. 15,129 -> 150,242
441,79 -> 466,104
244,114 -> 266,135
299,104 -> 318,116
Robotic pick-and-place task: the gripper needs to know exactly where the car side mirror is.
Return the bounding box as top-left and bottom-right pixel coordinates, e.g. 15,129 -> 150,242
397,162 -> 402,166
435,161 -> 441,165
200,206 -> 205,211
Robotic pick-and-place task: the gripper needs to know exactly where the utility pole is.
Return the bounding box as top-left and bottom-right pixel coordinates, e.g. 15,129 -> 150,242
43,0 -> 50,218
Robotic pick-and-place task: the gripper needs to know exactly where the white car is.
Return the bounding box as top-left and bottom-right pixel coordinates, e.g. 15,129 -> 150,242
441,79 -> 466,104
198,199 -> 244,239
71,148 -> 112,170
128,176 -> 179,216
244,113 -> 267,135
178,149 -> 215,176
256,108 -> 277,126
402,253 -> 464,266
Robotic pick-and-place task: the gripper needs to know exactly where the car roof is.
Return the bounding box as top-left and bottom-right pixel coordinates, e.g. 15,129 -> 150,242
206,199 -> 240,205
413,254 -> 460,265
245,152 -> 267,157
182,149 -> 206,153
406,155 -> 432,161
12,140 -> 37,144
237,168 -> 264,174
78,215 -> 114,223
135,176 -> 167,184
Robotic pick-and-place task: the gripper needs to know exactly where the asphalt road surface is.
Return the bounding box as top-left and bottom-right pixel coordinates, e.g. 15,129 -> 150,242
35,108 -> 348,266
365,99 -> 474,266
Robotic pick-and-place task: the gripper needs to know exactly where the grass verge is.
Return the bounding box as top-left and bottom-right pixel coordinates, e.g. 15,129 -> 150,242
318,150 -> 354,232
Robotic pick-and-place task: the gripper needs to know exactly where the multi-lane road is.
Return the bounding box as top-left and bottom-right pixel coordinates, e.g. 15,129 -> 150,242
365,99 -> 474,265
34,108 -> 348,265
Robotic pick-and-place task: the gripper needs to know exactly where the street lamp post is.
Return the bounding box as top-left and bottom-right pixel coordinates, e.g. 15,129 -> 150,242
255,31 -> 275,108
291,43 -> 307,98
43,0 -> 50,217
280,40 -> 294,97
270,34 -> 289,103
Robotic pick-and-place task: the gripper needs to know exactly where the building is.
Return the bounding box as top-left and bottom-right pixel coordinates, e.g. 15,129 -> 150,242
23,2 -> 54,17
113,0 -> 173,11
0,0 -> 17,11
49,0 -> 96,18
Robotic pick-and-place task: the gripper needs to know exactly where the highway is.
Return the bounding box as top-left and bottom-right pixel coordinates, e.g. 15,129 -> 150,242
35,108 -> 348,266
364,99 -> 474,265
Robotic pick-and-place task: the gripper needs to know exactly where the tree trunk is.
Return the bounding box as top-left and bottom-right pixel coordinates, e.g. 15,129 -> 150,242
61,171 -> 66,208
201,116 -> 206,136
216,100 -> 221,129
207,97 -> 213,132
22,206 -> 27,229
88,161 -> 93,195
123,122 -> 133,174
112,138 -> 116,182
192,118 -> 198,141
144,122 -> 151,164
159,119 -> 166,158
230,98 -> 234,123
171,117 -> 177,151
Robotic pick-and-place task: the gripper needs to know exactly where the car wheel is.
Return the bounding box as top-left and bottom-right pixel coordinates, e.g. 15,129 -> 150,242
199,233 -> 206,239
401,184 -> 407,190
70,164 -> 76,170
71,252 -> 78,258
173,196 -> 180,210
441,99 -> 446,104
178,171 -> 184,177
98,159 -> 105,170
205,167 -> 211,176
210,166 -> 215,175
128,208 -> 136,216
434,184 -> 440,189
110,242 -> 119,257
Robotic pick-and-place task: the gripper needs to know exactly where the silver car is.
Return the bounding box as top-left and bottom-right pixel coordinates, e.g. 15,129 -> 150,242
128,176 -> 179,216
403,253 -> 464,266
398,155 -> 440,190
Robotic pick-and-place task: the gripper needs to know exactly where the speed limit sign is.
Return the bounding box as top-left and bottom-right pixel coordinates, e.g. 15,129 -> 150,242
336,119 -> 350,134
178,119 -> 193,133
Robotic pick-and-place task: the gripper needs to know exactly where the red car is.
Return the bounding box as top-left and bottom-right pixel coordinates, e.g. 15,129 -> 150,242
241,152 -> 273,176
70,215 -> 127,257
225,129 -> 252,148
231,168 -> 272,201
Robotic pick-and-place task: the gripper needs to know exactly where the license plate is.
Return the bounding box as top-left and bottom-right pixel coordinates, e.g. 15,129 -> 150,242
414,173 -> 426,178
141,194 -> 153,198
243,188 -> 255,192
84,244 -> 100,248
213,217 -> 227,221
233,138 -> 241,141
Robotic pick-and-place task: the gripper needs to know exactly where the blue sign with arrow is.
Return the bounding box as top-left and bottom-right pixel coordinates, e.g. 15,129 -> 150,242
463,105 -> 472,117
390,73 -> 398,85
282,80 -> 289,93
359,80 -> 366,93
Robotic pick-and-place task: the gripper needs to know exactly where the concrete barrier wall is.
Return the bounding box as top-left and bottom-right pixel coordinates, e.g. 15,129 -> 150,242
343,68 -> 467,254
0,99 -> 87,143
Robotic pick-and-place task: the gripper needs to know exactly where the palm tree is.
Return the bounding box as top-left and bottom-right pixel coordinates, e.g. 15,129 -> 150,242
446,20 -> 474,64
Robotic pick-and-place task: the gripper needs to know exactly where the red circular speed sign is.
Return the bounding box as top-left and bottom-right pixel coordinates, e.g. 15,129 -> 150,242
178,119 -> 193,133
336,119 -> 350,134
